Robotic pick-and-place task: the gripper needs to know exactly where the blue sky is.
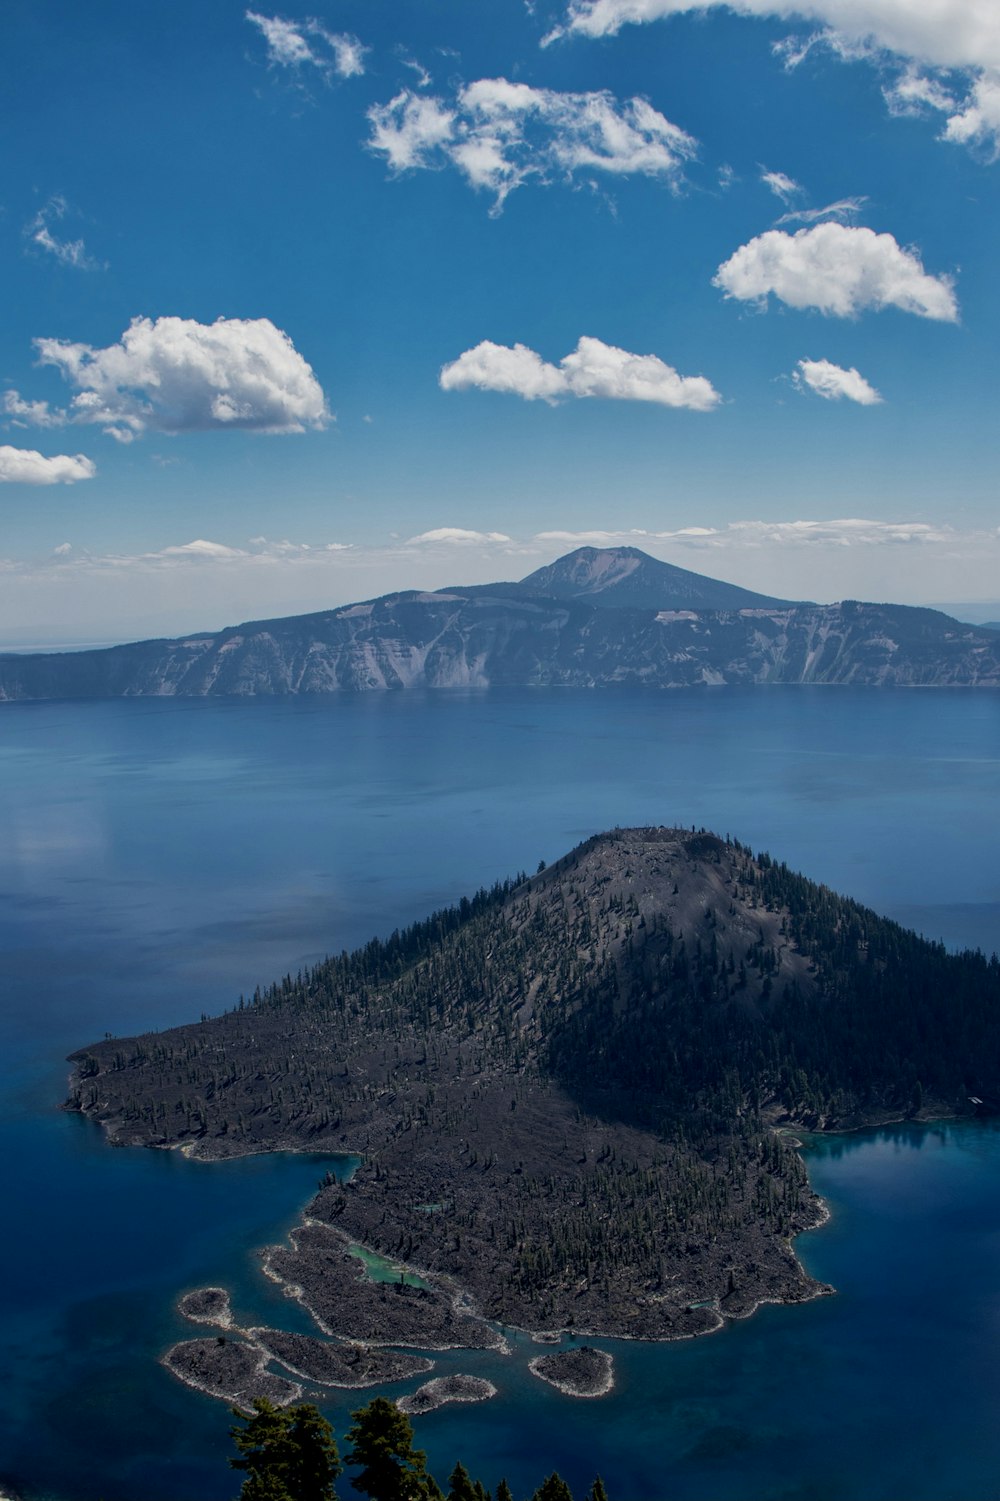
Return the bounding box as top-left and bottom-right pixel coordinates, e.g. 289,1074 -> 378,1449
1,0 -> 998,642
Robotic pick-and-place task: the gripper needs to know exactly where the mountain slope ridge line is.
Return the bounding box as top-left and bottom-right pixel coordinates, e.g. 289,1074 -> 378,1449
2,546 -> 999,697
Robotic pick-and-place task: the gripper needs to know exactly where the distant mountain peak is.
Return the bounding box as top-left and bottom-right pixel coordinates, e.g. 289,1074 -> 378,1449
517,545 -> 798,613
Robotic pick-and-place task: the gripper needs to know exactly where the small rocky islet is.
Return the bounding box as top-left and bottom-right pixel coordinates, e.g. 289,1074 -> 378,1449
163,1336 -> 301,1408
169,1285 -> 435,1406
528,1347 -> 615,1398
397,1375 -> 498,1416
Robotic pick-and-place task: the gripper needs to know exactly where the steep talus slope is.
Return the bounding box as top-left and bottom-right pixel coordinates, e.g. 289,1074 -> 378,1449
2,591 -> 999,699
67,829 -> 1000,1338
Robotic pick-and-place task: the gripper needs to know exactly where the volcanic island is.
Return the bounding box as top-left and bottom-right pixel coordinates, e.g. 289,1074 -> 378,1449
66,828 -> 1000,1403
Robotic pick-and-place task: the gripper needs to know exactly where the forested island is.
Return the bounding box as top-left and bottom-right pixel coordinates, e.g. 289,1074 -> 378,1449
66,828 -> 1000,1357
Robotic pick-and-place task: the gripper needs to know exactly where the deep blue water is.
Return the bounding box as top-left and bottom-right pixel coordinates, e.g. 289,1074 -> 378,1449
1,688 -> 1000,1501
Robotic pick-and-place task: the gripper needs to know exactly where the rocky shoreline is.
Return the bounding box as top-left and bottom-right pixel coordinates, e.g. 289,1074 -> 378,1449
248,1327 -> 433,1388
163,1337 -> 302,1408
528,1347 -> 615,1398
178,1287 -> 234,1329
261,1220 -> 509,1353
397,1375 -> 498,1416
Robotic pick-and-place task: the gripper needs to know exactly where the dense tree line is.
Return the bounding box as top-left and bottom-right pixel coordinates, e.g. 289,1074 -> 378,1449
229,1396 -> 608,1501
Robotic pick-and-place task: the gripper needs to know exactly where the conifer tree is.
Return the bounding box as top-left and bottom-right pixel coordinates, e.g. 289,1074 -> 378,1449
229,1399 -> 295,1501
531,1475 -> 573,1501
287,1403 -> 342,1501
447,1461 -> 479,1501
229,1399 -> 340,1501
345,1396 -> 438,1500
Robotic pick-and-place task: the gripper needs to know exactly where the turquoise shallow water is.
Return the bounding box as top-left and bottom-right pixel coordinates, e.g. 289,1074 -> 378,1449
1,688 -> 1000,1500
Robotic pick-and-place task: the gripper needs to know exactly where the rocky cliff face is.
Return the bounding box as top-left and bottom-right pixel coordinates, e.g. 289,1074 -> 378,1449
2,551 -> 998,700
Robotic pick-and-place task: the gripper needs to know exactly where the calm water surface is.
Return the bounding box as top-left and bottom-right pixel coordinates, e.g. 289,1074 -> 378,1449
1,688 -> 999,1501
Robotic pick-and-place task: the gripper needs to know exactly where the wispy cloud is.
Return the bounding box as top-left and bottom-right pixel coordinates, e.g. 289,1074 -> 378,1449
10,316 -> 329,444
246,11 -> 366,79
0,446 -> 95,485
774,195 -> 867,226
534,518 -> 957,548
24,196 -> 102,271
16,535 -> 352,573
714,223 -> 958,321
367,78 -> 697,210
760,167 -> 801,203
793,357 -> 883,404
396,50 -> 433,88
441,335 -> 721,410
407,528 -> 514,546
2,391 -> 67,429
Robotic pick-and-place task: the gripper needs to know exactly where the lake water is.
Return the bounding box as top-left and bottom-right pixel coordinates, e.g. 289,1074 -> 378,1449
1,687 -> 1000,1501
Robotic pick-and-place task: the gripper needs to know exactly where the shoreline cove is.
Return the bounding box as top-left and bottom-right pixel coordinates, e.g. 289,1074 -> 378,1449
150,1128 -> 843,1419
75,1076 -> 975,1381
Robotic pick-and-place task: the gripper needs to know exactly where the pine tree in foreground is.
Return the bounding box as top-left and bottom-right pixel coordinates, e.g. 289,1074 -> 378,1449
345,1395 -> 441,1500
226,1395 -> 612,1501
230,1398 -> 340,1501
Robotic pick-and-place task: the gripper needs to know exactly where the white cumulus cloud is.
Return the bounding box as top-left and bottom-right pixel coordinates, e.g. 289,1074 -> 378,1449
26,316 -> 329,443
547,1 -> 1000,72
246,11 -> 366,78
367,79 -> 696,208
713,222 -> 958,321
441,336 -> 721,411
546,2 -> 1000,160
407,528 -> 514,546
941,71 -> 1000,158
0,446 -> 96,484
881,62 -> 1000,159
793,357 -> 883,403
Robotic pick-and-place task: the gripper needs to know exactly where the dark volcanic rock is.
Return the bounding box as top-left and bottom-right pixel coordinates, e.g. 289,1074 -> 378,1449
261,1223 -> 503,1351
397,1374 -> 497,1415
249,1327 -> 433,1387
163,1336 -> 299,1407
69,828 -> 1000,1347
178,1286 -> 233,1328
528,1346 -> 615,1397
